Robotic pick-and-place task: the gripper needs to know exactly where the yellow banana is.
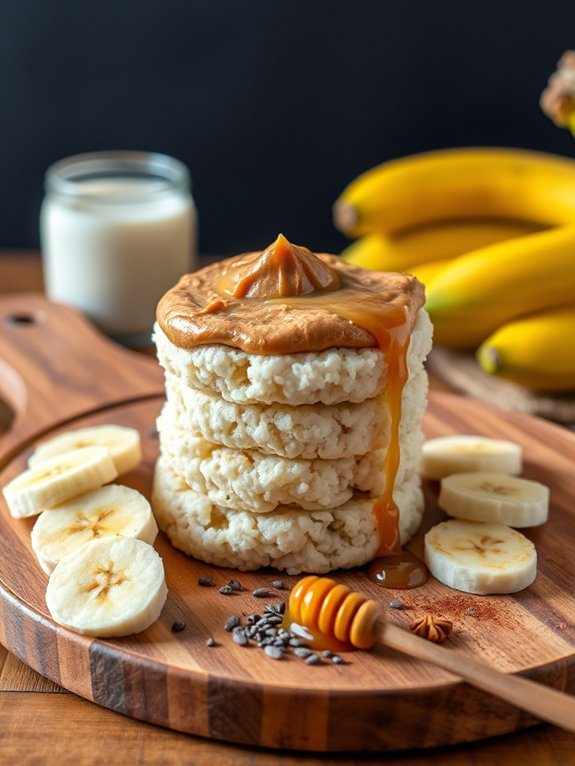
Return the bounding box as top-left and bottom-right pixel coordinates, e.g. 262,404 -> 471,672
477,306 -> 575,391
425,225 -> 575,348
341,220 -> 540,272
407,258 -> 452,286
334,148 -> 575,237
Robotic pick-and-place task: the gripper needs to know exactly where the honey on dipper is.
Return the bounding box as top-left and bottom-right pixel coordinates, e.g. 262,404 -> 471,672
153,235 -> 432,578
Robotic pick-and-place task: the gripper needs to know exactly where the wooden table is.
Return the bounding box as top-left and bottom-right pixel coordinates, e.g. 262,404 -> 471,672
0,252 -> 574,766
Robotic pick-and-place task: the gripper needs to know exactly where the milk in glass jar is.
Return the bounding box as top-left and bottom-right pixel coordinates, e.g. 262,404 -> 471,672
41,151 -> 196,346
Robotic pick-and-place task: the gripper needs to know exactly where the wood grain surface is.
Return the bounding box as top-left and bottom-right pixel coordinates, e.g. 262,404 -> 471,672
1,292 -> 575,754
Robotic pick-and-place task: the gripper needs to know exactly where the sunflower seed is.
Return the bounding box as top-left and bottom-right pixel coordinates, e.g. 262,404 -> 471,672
289,638 -> 303,647
389,599 -> 405,609
304,654 -> 322,665
264,645 -> 284,660
322,650 -> 332,658
271,579 -> 286,590
219,585 -> 235,595
171,621 -> 186,632
332,655 -> 344,665
247,614 -> 260,625
264,602 -> 286,615
224,615 -> 241,632
294,647 -> 313,659
227,579 -> 243,591
198,577 -> 214,587
233,631 -> 248,646
206,637 -> 216,647
252,588 -> 271,598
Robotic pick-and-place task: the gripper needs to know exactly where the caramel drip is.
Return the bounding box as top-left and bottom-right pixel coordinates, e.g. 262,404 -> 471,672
277,292 -> 410,558
216,234 -> 341,299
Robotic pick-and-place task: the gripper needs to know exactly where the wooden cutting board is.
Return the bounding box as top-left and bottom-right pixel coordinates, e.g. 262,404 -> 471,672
1,294 -> 575,753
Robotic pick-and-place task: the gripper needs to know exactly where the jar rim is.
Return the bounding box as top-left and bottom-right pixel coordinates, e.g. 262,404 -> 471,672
44,151 -> 191,202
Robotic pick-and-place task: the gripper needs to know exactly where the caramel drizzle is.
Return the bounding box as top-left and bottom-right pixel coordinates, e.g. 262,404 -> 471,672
277,292 -> 410,556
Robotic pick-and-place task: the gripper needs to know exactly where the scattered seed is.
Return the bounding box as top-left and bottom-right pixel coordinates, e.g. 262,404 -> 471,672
265,645 -> 284,660
266,615 -> 283,625
253,588 -> 271,598
265,628 -> 277,637
289,638 -> 302,648
171,621 -> 186,632
224,615 -> 241,632
247,614 -> 260,625
264,602 -> 286,615
389,599 -> 405,610
227,579 -> 243,591
206,637 -> 216,647
305,654 -> 322,665
272,579 -> 286,590
198,576 -> 215,587
233,631 -> 248,646
322,650 -> 332,658
332,655 -> 344,665
295,647 -> 313,659
466,608 -> 476,616
219,585 -> 235,595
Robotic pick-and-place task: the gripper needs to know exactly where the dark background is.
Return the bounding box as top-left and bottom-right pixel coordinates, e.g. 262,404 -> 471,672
1,0 -> 575,256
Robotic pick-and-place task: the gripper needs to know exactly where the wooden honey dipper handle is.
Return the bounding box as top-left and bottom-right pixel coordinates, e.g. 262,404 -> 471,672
377,619 -> 575,733
290,577 -> 575,733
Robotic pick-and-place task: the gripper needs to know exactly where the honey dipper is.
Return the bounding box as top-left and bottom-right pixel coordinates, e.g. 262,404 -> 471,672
289,576 -> 575,733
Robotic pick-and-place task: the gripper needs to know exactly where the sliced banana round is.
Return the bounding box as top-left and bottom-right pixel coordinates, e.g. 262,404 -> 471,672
29,425 -> 142,476
439,472 -> 549,528
46,537 -> 167,637
424,519 -> 537,595
421,435 -> 522,480
2,447 -> 118,519
31,484 -> 158,574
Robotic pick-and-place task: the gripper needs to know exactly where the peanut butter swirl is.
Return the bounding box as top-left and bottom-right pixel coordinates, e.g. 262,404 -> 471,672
157,236 -> 424,355
217,233 -> 341,299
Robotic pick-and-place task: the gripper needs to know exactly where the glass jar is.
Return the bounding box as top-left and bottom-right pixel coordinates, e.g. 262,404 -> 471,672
40,151 -> 197,346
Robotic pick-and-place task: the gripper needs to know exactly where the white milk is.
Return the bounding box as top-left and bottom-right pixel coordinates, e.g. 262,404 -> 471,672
41,153 -> 196,345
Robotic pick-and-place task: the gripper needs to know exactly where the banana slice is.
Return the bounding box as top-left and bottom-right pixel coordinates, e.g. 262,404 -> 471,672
46,537 -> 167,637
424,519 -> 537,595
421,435 -> 522,480
31,484 -> 158,574
29,425 -> 142,476
439,472 -> 549,528
2,447 -> 117,518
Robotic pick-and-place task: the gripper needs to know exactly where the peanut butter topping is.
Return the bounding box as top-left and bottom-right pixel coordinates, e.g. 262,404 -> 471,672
216,234 -> 341,299
157,238 -> 424,355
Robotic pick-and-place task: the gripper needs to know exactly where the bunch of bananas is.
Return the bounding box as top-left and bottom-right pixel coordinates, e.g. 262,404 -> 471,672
334,148 -> 575,393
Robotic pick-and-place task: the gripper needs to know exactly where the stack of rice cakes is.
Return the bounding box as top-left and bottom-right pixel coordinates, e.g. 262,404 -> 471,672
152,240 -> 432,574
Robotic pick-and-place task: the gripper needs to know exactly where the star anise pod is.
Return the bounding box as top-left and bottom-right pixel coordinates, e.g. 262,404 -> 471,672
409,614 -> 453,643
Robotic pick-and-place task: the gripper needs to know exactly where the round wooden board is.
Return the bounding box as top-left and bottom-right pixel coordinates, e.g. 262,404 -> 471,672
1,394 -> 575,752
